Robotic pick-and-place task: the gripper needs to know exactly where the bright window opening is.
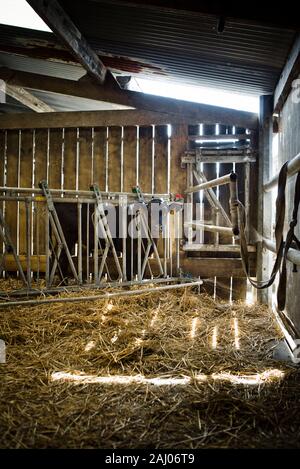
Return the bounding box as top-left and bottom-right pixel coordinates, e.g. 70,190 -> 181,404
0,0 -> 51,32
132,77 -> 259,113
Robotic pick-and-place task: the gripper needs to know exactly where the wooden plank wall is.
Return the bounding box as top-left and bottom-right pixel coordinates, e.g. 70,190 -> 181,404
276,90 -> 300,333
0,123 -> 183,253
0,120 -> 256,301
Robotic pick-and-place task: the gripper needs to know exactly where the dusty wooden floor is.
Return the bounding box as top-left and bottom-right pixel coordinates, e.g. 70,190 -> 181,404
0,285 -> 299,449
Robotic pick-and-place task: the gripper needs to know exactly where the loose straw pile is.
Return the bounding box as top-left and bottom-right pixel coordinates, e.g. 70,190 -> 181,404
0,284 -> 299,449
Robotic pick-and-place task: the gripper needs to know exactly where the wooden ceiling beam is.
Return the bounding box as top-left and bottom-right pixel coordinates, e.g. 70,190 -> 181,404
26,0 -> 108,85
0,67 -> 258,129
0,81 -> 54,112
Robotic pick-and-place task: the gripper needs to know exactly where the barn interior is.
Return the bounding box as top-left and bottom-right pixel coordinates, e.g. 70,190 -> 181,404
1,0 -> 300,450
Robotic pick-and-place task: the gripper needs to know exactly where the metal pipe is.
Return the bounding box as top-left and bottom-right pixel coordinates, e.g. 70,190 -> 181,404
168,212 -> 172,275
93,209 -> 99,285
176,210 -> 180,275
263,237 -> 300,266
35,201 -> 40,282
0,186 -> 170,200
245,162 -> 251,240
194,170 -> 231,228
25,199 -> 31,288
185,173 -> 232,194
186,163 -> 193,245
137,211 -> 142,281
264,151 -> 300,192
184,221 -> 233,235
45,206 -> 50,288
120,196 -> 127,281
77,202 -> 82,285
1,276 -> 189,297
229,172 -> 239,236
0,279 -> 203,308
86,202 -> 90,283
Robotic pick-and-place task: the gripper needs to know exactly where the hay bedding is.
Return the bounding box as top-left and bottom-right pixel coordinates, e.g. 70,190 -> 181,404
0,282 -> 300,449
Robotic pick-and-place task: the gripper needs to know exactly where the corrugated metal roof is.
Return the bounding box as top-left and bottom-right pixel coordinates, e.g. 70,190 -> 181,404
0,0 -> 297,112
57,0 -> 297,95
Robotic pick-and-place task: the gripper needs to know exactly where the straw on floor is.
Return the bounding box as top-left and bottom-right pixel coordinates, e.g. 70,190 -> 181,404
0,283 -> 299,449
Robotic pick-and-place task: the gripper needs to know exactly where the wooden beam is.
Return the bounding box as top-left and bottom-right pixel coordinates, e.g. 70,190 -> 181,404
0,109 -> 198,129
182,153 -> 256,164
2,255 -> 46,273
188,133 -> 250,141
26,0 -> 107,85
179,256 -> 256,278
2,253 -> 256,278
0,67 -> 258,129
182,243 -> 256,252
0,81 -> 54,112
274,33 -> 300,112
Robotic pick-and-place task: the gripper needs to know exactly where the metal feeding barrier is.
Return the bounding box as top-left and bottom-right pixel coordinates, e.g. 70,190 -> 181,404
184,170 -> 240,238
0,181 -> 193,304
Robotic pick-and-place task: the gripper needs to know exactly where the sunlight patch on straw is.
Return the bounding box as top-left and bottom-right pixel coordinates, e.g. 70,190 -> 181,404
150,307 -> 160,327
190,317 -> 198,340
212,369 -> 284,385
51,372 -> 190,386
84,340 -> 96,352
212,326 -> 218,349
233,317 -> 240,350
51,369 -> 284,387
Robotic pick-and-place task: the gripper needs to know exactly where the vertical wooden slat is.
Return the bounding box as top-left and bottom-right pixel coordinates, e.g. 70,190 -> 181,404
154,125 -> 168,194
108,126 -> 122,192
5,131 -> 19,250
34,129 -> 48,187
232,278 -> 247,301
201,124 -> 217,296
215,124 -> 232,300
34,129 -> 48,255
93,127 -> 107,190
48,129 -> 63,189
187,124 -> 214,295
154,125 -> 168,260
202,124 -> 217,245
138,126 -> 152,193
0,131 -> 4,189
19,129 -> 33,255
78,128 -> 93,190
0,130 -> 4,199
170,124 -> 188,195
170,124 -> 188,275
63,128 -> 77,190
123,126 -> 137,193
0,130 -> 5,256
232,126 -> 247,300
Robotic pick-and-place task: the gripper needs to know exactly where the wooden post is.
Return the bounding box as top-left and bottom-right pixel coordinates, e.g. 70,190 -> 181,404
257,95 -> 273,304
